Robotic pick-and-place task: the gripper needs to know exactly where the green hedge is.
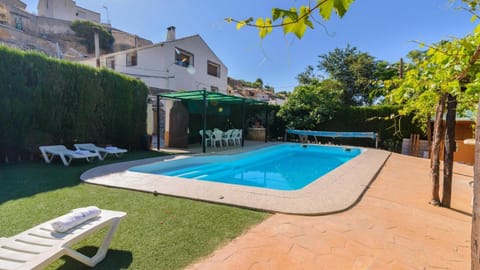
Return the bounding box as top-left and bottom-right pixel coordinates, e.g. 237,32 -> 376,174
0,46 -> 148,161
313,105 -> 424,151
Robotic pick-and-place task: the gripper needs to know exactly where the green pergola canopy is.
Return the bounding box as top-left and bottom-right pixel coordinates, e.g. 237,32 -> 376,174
158,90 -> 267,104
156,90 -> 268,153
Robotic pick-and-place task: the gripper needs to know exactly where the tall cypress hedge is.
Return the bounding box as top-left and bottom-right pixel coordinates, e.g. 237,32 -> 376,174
316,105 -> 424,151
0,46 -> 148,161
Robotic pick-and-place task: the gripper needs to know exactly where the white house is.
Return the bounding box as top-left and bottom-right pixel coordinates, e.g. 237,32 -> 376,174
79,27 -> 228,146
37,0 -> 100,23
80,26 -> 228,94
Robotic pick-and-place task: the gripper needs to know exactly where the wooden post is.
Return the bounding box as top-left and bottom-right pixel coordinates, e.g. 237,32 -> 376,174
430,93 -> 447,206
442,94 -> 457,207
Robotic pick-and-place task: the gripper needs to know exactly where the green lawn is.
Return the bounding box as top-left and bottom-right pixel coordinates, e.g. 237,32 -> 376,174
0,151 -> 269,270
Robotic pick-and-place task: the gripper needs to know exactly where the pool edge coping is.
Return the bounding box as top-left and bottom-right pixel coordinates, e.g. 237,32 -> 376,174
80,143 -> 391,215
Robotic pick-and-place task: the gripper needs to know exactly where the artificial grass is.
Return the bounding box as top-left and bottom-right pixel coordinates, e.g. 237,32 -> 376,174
0,151 -> 269,269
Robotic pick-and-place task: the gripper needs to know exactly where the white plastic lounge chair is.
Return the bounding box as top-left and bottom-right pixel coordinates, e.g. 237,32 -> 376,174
0,208 -> 126,270
74,143 -> 127,160
39,145 -> 100,166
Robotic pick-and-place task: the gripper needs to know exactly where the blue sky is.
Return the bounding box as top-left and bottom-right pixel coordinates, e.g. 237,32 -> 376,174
23,0 -> 475,92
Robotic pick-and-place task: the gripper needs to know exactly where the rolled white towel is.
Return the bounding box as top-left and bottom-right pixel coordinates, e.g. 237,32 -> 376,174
51,206 -> 101,233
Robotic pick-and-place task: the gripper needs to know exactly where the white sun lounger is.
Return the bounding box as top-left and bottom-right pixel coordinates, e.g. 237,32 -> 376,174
74,143 -> 128,160
39,145 -> 100,166
0,209 -> 126,270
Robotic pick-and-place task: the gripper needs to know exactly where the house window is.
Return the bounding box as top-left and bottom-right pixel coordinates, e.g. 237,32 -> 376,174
126,51 -> 137,67
106,56 -> 115,70
175,48 -> 193,67
76,11 -> 86,18
210,86 -> 219,93
207,61 -> 220,77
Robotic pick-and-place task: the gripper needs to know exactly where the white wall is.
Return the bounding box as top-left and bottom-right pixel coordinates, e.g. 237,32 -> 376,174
79,35 -> 229,140
80,36 -> 228,93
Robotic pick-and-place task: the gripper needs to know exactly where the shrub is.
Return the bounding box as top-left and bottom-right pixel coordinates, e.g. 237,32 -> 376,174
70,20 -> 115,53
314,105 -> 424,151
0,46 -> 148,162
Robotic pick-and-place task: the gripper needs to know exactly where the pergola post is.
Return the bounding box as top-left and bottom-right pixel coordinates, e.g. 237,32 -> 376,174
202,90 -> 207,153
156,95 -> 161,151
241,100 -> 245,147
264,104 -> 268,143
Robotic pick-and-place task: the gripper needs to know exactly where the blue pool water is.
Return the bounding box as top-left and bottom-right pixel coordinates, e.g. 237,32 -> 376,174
129,144 -> 362,191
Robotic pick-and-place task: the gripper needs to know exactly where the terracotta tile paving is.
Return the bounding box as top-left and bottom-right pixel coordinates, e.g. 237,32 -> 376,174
186,153 -> 473,270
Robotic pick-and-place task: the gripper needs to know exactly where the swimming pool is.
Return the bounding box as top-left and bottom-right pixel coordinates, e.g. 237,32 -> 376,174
129,144 -> 362,191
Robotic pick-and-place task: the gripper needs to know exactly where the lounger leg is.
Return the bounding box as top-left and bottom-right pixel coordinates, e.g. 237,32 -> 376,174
63,218 -> 121,267
40,150 -> 55,164
99,152 -> 107,161
59,155 -> 72,166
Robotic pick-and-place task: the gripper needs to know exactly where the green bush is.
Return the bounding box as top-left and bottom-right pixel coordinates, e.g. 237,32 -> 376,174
313,105 -> 424,151
70,20 -> 114,53
0,46 -> 148,161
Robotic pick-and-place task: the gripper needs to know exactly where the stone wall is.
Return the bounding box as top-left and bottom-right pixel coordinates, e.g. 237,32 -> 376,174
34,16 -> 74,35
0,23 -> 57,55
0,1 -> 152,59
111,29 -> 152,51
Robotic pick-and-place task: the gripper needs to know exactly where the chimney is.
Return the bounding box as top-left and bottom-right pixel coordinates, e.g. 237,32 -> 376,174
166,26 -> 176,41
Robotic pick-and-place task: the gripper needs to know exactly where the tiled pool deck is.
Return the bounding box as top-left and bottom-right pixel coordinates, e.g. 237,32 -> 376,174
186,153 -> 472,269
81,142 -> 390,215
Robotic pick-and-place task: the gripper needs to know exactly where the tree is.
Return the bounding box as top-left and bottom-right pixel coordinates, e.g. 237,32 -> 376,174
368,60 -> 400,104
226,0 -> 355,39
255,78 -> 264,88
386,15 -> 480,266
278,79 -> 342,129
276,91 -> 290,98
296,65 -> 319,85
388,35 -> 480,206
70,20 -> 115,54
318,45 -> 378,105
264,85 -> 275,92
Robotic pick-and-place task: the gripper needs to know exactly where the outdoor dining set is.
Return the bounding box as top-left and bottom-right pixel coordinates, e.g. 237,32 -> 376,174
199,128 -> 243,147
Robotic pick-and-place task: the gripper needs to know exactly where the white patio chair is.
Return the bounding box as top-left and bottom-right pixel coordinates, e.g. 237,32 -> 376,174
211,130 -> 223,148
231,129 -> 240,145
234,129 -> 243,145
222,129 -> 234,146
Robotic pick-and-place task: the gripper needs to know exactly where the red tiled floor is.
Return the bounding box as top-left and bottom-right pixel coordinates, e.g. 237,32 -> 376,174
186,153 -> 472,270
